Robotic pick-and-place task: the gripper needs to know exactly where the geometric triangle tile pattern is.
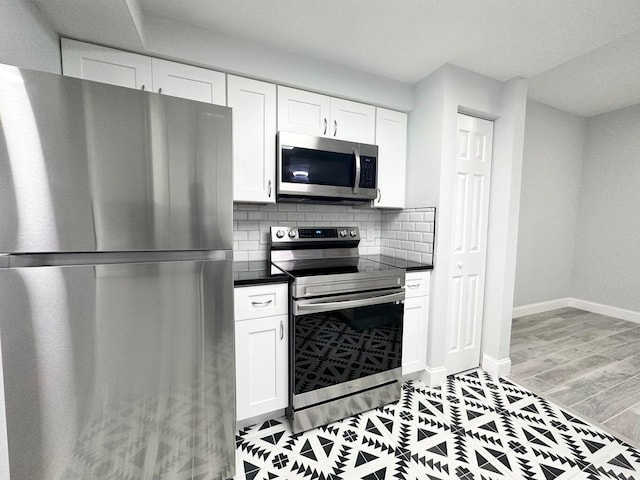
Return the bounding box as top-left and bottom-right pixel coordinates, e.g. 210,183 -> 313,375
236,369 -> 640,479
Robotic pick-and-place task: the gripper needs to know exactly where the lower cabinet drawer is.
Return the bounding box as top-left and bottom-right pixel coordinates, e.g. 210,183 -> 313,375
234,283 -> 288,320
404,271 -> 430,298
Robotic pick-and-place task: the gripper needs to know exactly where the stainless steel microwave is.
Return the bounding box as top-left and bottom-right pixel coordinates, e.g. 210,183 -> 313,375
277,132 -> 378,204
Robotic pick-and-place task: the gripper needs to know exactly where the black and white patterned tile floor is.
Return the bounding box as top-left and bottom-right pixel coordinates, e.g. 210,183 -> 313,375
235,370 -> 640,480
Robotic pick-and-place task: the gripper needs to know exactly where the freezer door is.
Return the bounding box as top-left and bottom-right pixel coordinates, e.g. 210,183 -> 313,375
0,260 -> 235,480
0,65 -> 232,253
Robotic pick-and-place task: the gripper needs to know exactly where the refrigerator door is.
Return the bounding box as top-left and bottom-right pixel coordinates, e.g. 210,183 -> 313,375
0,259 -> 235,480
0,64 -> 232,253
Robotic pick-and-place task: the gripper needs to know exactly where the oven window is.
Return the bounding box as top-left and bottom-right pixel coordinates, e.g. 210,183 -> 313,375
293,302 -> 403,395
282,146 -> 355,187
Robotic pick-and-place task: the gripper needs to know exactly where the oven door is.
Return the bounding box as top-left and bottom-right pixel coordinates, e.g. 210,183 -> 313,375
291,288 -> 404,410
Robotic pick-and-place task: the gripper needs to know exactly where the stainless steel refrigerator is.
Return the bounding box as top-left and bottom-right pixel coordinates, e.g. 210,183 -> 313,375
0,64 -> 235,479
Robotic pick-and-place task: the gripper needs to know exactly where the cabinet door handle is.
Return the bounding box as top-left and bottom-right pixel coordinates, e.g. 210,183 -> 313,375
268,179 -> 272,197
158,87 -> 163,94
280,320 -> 284,340
407,283 -> 421,289
377,188 -> 381,202
323,118 -> 327,135
141,85 -> 146,91
334,120 -> 337,137
456,262 -> 463,270
251,299 -> 273,307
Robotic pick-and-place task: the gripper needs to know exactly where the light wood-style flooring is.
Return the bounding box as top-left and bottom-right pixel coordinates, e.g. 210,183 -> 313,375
508,307 -> 640,446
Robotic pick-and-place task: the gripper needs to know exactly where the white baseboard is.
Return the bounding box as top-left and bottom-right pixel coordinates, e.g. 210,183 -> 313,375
512,298 -> 571,318
482,354 -> 511,378
569,298 -> 640,324
512,297 -> 640,324
419,365 -> 447,388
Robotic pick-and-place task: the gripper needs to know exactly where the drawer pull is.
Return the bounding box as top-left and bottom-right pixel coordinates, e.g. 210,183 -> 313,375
407,283 -> 421,289
280,320 -> 284,340
251,299 -> 273,307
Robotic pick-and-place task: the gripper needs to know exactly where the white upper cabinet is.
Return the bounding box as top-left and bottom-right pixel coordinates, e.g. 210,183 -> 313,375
330,97 -> 376,144
61,38 -> 152,90
277,86 -> 375,144
373,108 -> 407,209
277,86 -> 330,136
151,58 -> 225,105
228,75 -> 277,203
61,39 -> 226,105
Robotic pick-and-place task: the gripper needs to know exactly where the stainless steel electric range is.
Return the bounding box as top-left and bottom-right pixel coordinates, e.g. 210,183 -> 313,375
270,226 -> 405,433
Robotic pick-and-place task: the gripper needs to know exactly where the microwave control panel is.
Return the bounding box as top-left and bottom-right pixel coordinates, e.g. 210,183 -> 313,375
359,156 -> 377,189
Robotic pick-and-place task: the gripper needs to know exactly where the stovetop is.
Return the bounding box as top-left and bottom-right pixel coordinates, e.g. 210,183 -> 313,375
271,256 -> 401,278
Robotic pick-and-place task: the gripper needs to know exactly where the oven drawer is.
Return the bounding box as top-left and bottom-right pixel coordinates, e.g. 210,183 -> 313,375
234,283 -> 288,320
404,271 -> 430,298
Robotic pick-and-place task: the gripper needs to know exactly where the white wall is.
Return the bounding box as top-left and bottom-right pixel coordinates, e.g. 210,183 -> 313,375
0,1 -> 60,73
127,12 -> 414,112
571,104 -> 640,312
411,64 -> 528,383
514,102 -> 586,307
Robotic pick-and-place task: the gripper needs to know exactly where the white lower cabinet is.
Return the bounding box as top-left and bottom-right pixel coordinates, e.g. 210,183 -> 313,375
402,271 -> 431,375
234,284 -> 289,422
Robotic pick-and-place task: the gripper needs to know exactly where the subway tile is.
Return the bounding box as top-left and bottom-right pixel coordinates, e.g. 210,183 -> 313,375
267,212 -> 287,221
401,241 -> 414,250
296,204 -> 315,212
248,250 -> 267,261
407,251 -> 421,262
233,210 -> 248,220
401,222 -> 415,231
234,251 -> 249,261
414,223 -> 430,232
287,212 -> 306,221
409,212 -> 424,222
234,231 -> 248,241
408,232 -> 422,242
422,233 -> 435,243
396,232 -> 408,241
247,211 -> 267,221
238,241 -> 259,250
421,253 -> 433,264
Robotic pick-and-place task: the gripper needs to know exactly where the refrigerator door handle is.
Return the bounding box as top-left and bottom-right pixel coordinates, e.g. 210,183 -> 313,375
2,250 -> 232,268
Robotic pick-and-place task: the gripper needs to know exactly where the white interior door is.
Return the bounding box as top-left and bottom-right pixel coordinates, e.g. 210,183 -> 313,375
445,114 -> 494,374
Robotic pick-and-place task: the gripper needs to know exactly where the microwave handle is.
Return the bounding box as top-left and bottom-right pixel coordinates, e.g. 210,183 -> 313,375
353,147 -> 361,194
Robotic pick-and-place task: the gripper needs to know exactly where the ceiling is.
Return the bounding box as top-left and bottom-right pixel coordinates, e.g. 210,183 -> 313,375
34,0 -> 640,117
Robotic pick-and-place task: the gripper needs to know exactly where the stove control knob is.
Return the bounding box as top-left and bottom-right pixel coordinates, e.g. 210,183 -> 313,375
350,229 -> 358,237
339,229 -> 347,238
288,229 -> 297,238
275,230 -> 285,239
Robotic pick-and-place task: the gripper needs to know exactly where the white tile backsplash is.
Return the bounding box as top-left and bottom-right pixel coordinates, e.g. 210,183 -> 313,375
233,203 -> 436,264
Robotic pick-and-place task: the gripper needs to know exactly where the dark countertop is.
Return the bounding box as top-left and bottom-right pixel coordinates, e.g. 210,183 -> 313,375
233,261 -> 289,287
363,255 -> 433,271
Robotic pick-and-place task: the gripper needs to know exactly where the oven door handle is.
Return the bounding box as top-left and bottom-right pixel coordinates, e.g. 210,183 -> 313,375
294,290 -> 404,315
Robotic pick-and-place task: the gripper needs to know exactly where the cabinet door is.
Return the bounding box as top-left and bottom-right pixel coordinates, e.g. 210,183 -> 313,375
228,76 -> 277,203
151,58 -> 226,105
330,98 -> 376,144
235,314 -> 288,421
277,86 -> 330,136
402,295 -> 429,375
61,38 -> 152,90
374,108 -> 407,209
